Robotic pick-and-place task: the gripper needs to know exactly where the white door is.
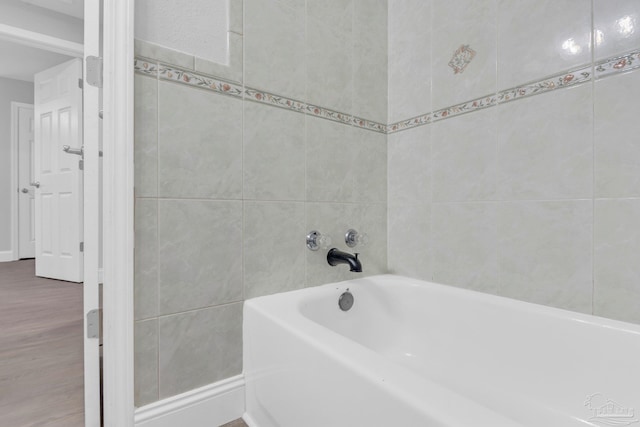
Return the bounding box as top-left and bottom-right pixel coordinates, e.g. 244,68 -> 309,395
17,105 -> 36,259
34,58 -> 84,283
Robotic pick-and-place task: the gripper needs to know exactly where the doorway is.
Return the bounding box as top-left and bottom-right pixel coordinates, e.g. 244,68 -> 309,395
12,102 -> 35,260
0,0 -> 102,426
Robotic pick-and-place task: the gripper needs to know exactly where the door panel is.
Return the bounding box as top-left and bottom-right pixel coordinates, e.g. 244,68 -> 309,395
17,105 -> 35,259
34,58 -> 84,282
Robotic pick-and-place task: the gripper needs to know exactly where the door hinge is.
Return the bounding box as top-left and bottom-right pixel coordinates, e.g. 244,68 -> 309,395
86,56 -> 103,88
86,309 -> 101,339
80,241 -> 84,252
78,78 -> 83,89
79,159 -> 84,170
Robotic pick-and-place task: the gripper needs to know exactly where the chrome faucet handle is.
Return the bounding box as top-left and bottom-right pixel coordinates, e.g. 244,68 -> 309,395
345,229 -> 369,248
306,230 -> 332,251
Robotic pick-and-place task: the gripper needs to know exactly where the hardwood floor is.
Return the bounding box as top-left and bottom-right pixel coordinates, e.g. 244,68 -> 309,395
0,259 -> 84,427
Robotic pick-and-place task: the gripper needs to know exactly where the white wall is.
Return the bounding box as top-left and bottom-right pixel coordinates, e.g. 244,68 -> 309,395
135,0 -> 229,65
0,77 -> 34,253
0,0 -> 84,43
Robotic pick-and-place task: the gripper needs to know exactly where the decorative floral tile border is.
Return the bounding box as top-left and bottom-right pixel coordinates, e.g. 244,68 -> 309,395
245,88 -> 306,113
595,50 -> 640,79
387,48 -> 640,134
135,48 -> 640,136
497,66 -> 591,104
387,112 -> 431,133
432,95 -> 497,122
135,61 -> 388,133
134,59 -> 158,77
158,64 -> 244,98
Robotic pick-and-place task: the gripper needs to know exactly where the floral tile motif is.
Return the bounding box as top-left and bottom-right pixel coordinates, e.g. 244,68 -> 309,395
134,59 -> 158,77
306,104 -> 353,125
432,95 -> 497,123
497,66 -> 591,104
138,48 -> 640,137
158,64 -> 243,98
387,113 -> 432,133
448,45 -> 476,74
352,117 -> 387,134
595,49 -> 640,79
245,88 -> 306,113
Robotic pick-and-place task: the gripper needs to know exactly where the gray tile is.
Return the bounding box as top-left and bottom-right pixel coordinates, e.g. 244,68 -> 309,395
306,202 -> 387,287
388,0 -> 431,123
243,102 -> 305,201
244,0 -> 306,100
388,125 -> 431,204
498,200 -> 593,313
135,39 -> 195,70
306,18 -> 353,112
194,33 -> 243,83
595,71 -> 640,198
135,199 -> 158,320
158,303 -> 243,398
594,0 -> 640,60
158,81 -> 242,199
432,202 -> 498,294
306,0 -> 353,34
135,319 -> 158,407
388,203 -> 432,281
352,0 -> 388,123
497,84 -> 593,200
432,108 -> 497,202
497,0 -> 591,89
229,0 -> 243,34
306,118 -> 355,202
594,199 -> 640,324
432,0 -> 496,110
158,200 -> 243,315
243,202 -> 306,299
134,74 -> 158,198
306,117 -> 386,203
352,126 -> 387,203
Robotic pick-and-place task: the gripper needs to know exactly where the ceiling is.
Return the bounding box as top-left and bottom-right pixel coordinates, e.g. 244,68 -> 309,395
20,0 -> 84,20
0,0 -> 83,82
0,39 -> 75,82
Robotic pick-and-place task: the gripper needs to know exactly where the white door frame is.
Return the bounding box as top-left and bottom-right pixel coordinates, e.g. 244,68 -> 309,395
2,5 -> 136,425
102,0 -> 135,426
83,0 -> 101,425
10,102 -> 35,261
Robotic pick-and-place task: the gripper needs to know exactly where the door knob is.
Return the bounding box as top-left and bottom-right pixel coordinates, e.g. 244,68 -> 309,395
21,188 -> 29,193
63,145 -> 84,156
30,181 -> 40,188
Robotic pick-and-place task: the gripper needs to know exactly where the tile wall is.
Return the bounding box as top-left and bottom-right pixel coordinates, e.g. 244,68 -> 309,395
134,0 -> 388,406
388,0 -> 640,323
134,0 -> 640,409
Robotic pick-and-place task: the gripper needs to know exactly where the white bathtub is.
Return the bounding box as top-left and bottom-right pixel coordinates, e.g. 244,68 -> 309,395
243,275 -> 640,427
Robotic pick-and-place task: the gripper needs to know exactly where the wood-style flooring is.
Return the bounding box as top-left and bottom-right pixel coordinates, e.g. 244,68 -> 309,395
0,259 -> 84,427
220,419 -> 248,427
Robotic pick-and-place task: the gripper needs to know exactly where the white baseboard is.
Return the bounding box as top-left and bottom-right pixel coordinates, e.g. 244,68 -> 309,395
134,375 -> 245,427
0,251 -> 16,262
242,413 -> 259,427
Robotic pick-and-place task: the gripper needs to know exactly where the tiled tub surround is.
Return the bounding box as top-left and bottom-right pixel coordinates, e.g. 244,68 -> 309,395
134,72 -> 388,406
388,0 -> 640,331
133,0 -> 389,408
133,0 -> 640,414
